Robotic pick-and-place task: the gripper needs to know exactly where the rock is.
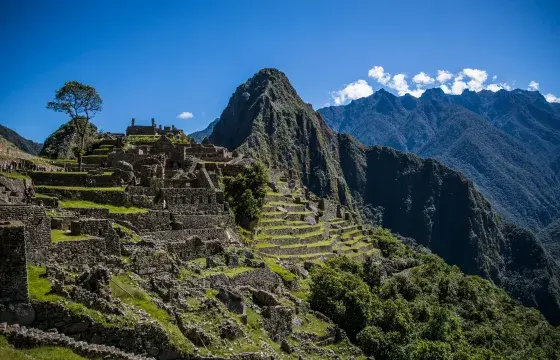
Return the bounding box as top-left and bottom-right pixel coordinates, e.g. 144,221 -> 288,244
183,325 -> 214,346
252,290 -> 280,307
76,265 -> 111,298
115,160 -> 134,172
219,318 -> 244,340
262,306 -> 293,339
217,287 -> 245,314
303,260 -> 317,272
280,338 -> 293,354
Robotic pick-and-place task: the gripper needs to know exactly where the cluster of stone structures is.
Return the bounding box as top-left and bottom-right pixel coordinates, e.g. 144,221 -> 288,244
0,122 -> 365,359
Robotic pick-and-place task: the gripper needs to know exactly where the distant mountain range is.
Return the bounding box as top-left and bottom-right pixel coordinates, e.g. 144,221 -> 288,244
318,88 -> 560,234
210,68 -> 560,325
0,124 -> 43,155
189,118 -> 219,143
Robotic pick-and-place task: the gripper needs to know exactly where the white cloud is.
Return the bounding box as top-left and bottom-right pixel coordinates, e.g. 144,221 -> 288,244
332,79 -> 373,105
463,68 -> 488,83
367,66 -> 391,85
177,111 -> 194,120
486,83 -> 511,92
451,78 -> 468,95
440,84 -> 451,94
528,81 -> 539,91
436,70 -> 453,84
545,93 -> 560,103
492,75 -> 497,81
412,72 -> 435,85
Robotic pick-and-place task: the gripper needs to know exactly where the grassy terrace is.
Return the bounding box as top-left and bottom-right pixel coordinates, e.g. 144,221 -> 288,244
81,154 -> 108,158
31,171 -> 113,175
113,223 -> 141,242
51,229 -> 94,243
59,200 -> 147,214
0,171 -> 30,180
0,336 -> 88,360
35,185 -> 126,191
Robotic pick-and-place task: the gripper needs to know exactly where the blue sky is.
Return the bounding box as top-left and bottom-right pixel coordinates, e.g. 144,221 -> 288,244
1,0 -> 559,142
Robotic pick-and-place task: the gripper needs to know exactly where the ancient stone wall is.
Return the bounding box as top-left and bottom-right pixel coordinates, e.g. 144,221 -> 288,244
125,125 -> 156,135
144,228 -> 228,242
109,211 -> 172,232
49,237 -> 107,267
0,221 -> 28,304
0,205 -> 50,264
78,219 -> 121,256
39,188 -> 130,206
29,172 -> 119,187
171,214 -> 231,228
165,238 -> 223,261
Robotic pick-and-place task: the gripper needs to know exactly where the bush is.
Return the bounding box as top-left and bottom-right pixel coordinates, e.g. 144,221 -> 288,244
309,258 -> 372,340
223,162 -> 269,227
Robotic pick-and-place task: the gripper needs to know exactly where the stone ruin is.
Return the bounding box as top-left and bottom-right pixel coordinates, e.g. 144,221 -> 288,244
0,121 -> 363,359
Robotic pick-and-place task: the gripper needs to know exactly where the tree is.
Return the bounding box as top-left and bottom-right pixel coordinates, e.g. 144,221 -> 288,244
223,162 -> 268,227
47,81 -> 102,171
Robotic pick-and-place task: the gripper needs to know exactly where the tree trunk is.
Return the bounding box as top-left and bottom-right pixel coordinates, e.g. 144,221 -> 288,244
78,134 -> 85,172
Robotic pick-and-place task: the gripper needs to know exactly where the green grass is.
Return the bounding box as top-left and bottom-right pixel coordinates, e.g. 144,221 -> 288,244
59,200 -> 147,214
82,155 -> 108,158
27,265 -> 132,328
35,185 -> 126,191
110,274 -> 193,353
35,193 -> 56,198
263,257 -> 297,281
51,229 -> 94,243
0,171 -> 30,180
0,336 -> 89,360
112,223 -> 141,242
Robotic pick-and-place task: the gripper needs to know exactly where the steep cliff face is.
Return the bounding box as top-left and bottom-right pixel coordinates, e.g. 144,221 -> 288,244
211,68 -> 560,324
338,136 -> 560,323
211,68 -> 348,200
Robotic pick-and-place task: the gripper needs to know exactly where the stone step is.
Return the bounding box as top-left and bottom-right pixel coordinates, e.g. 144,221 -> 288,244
260,211 -> 313,221
263,203 -> 307,212
256,224 -> 323,237
258,232 -> 325,246
258,241 -> 333,256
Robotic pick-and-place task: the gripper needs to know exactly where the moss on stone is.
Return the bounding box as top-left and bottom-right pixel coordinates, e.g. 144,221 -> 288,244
263,257 -> 297,281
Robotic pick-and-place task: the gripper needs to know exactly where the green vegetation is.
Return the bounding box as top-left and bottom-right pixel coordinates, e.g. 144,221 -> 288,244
0,171 -> 30,180
110,273 -> 193,353
59,200 -> 147,214
263,257 -> 297,281
223,162 -> 269,226
46,81 -> 103,171
0,336 -> 88,360
51,229 -> 94,243
308,231 -> 560,359
36,185 -> 126,191
112,223 -> 141,242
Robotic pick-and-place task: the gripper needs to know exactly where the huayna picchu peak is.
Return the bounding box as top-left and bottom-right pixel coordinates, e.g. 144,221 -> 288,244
0,69 -> 559,360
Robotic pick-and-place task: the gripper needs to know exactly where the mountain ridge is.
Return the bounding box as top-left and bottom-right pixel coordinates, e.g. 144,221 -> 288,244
0,124 -> 43,155
318,88 -> 560,232
210,68 -> 560,325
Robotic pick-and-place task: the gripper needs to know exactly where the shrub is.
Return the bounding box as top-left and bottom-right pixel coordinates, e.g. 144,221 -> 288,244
223,162 -> 269,227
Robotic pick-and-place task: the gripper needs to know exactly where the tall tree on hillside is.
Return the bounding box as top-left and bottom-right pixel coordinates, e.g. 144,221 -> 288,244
47,81 -> 102,171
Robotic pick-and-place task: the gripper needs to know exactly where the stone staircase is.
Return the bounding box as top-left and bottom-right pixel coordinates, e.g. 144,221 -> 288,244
254,180 -> 378,262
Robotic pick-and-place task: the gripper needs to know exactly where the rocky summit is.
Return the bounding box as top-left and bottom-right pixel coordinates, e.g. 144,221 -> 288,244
0,70 -> 559,360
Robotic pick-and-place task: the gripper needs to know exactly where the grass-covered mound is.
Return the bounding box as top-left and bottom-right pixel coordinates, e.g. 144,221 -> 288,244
307,230 -> 560,359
